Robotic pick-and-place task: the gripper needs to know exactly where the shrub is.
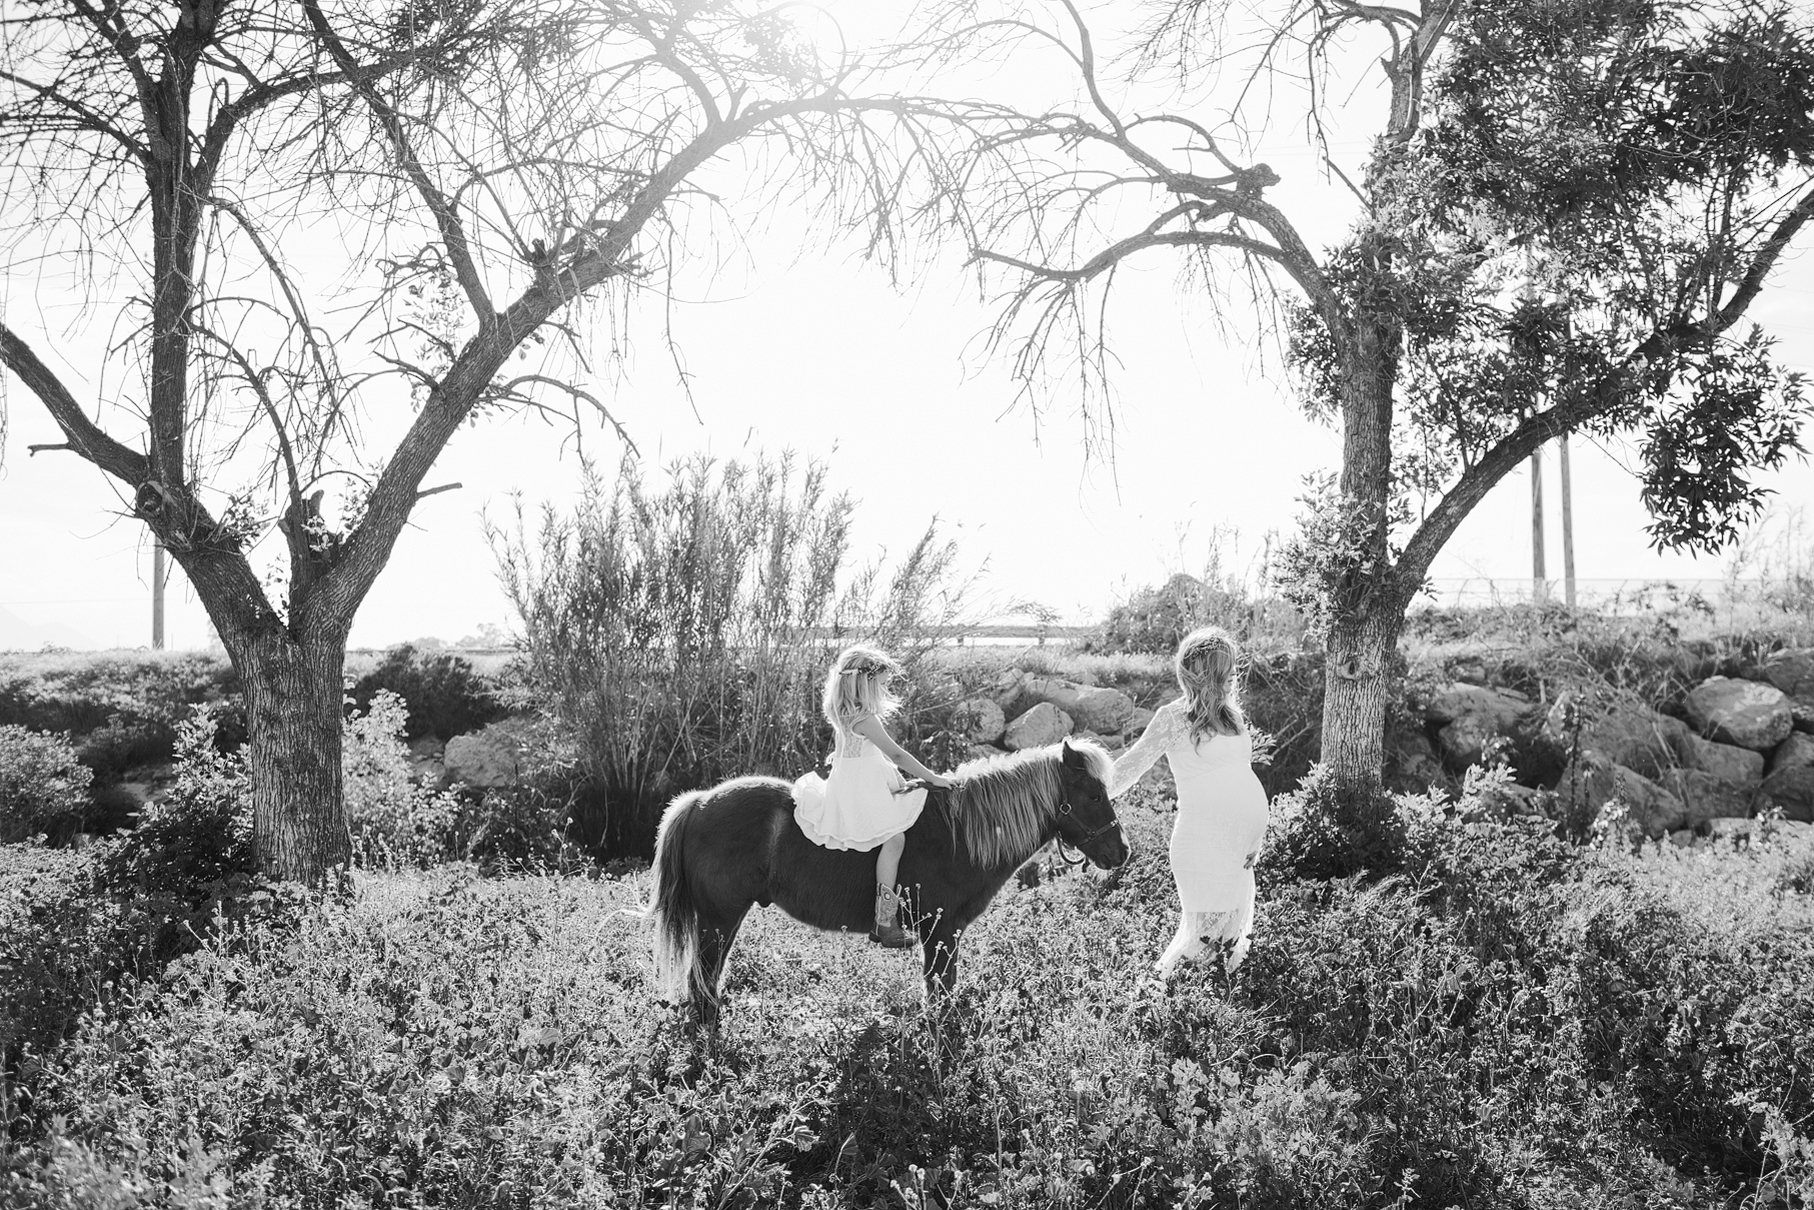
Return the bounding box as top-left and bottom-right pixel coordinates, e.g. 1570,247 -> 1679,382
343,690 -> 466,868
0,652 -> 239,758
1083,536 -> 1306,658
0,727 -> 94,844
491,452 -> 968,858
0,845 -> 137,1062
347,645 -> 506,741
98,705 -> 255,914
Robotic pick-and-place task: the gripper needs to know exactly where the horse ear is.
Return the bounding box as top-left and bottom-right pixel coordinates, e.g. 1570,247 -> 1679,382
1061,738 -> 1081,766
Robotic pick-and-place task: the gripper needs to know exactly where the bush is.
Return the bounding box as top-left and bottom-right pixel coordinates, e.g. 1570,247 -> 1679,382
491,452 -> 967,858
0,651 -> 240,760
0,845 -> 139,1063
343,690 -> 466,868
0,727 -> 94,844
347,645 -> 506,742
1083,559 -> 1305,658
98,706 -> 256,918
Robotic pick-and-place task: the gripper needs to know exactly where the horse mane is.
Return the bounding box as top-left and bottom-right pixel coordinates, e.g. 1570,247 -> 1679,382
944,740 -> 1114,868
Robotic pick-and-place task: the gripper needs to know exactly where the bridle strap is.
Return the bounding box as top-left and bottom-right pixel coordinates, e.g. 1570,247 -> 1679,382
1052,798 -> 1121,865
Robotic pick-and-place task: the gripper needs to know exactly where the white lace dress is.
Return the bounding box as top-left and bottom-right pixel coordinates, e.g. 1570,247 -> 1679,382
792,715 -> 928,852
1111,699 -> 1270,974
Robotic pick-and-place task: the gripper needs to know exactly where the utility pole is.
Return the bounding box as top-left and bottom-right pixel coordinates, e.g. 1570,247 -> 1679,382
1530,447 -> 1547,603
1558,434 -> 1577,608
152,541 -> 166,649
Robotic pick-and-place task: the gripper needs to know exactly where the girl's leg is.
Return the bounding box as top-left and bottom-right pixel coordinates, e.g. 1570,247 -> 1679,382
875,832 -> 905,890
870,833 -> 912,948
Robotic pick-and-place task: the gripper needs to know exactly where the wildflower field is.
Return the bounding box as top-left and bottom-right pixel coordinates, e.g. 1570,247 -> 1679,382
6,778 -> 1813,1209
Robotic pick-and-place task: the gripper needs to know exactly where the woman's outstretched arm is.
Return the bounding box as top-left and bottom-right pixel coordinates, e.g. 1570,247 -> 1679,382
1108,701 -> 1183,797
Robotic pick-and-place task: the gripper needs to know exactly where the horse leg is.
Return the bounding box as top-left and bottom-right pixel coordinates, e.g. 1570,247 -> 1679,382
691,905 -> 751,1040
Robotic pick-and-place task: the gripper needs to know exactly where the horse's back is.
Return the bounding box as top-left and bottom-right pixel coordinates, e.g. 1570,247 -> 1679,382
673,776 -> 796,910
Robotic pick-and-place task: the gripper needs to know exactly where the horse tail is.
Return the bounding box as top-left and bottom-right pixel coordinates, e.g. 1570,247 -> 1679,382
649,789 -> 706,1006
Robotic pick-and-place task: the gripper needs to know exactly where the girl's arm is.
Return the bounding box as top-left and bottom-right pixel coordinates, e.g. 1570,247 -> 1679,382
1108,701 -> 1183,797
851,713 -> 953,788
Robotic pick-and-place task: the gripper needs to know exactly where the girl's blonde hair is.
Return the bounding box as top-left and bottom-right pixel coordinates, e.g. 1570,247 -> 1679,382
821,644 -> 902,733
1175,626 -> 1244,745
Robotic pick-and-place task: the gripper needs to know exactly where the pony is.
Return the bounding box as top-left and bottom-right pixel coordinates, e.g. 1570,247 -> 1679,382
648,739 -> 1128,1028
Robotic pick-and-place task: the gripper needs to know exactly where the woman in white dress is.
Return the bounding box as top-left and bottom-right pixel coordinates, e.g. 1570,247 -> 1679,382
1110,626 -> 1270,975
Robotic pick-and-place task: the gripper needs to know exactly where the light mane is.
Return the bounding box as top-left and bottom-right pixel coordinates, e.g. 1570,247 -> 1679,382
945,740 -> 1114,868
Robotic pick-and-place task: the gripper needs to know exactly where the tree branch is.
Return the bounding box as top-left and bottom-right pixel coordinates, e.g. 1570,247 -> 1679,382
0,321 -> 148,484
300,0 -> 496,322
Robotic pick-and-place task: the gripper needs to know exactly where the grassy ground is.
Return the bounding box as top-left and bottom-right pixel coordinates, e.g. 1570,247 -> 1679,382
7,783 -> 1814,1209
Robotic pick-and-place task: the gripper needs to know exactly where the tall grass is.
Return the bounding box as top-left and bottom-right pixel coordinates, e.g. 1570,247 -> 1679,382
489,453 -> 966,857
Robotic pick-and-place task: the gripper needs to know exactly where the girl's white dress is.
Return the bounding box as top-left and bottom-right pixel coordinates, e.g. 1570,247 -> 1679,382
1110,699 -> 1270,974
792,715 -> 928,852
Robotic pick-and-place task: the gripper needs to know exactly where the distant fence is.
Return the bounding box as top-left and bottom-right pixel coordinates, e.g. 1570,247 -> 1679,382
349,623 -> 1093,661
346,579 -> 1802,661
1417,577 -> 1792,612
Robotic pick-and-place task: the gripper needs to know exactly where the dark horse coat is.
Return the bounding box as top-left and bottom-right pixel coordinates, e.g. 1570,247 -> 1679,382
650,739 -> 1129,1024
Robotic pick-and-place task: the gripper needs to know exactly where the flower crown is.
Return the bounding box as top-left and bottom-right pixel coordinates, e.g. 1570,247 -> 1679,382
841,656 -> 888,677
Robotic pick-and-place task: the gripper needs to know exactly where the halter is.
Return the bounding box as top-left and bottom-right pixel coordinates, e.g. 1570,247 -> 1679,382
1052,796 -> 1122,866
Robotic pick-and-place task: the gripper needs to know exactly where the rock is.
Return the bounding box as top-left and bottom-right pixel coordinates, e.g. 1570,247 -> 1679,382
959,743 -> 1003,767
1679,733 -> 1765,784
1557,754 -> 1687,839
952,697 -> 1007,745
1428,683 -> 1533,769
443,719 -> 533,788
412,758 -> 452,791
1665,768 -> 1757,822
1794,701 -> 1814,734
1760,648 -> 1814,698
1667,829 -> 1699,848
1762,766 -> 1814,823
1018,675 -> 1136,734
1683,677 -> 1793,752
1426,682 -> 1531,727
1073,730 -> 1125,753
1444,656 -> 1491,686
992,670 -> 1029,717
1547,695 -> 1691,781
1769,731 -> 1814,776
1386,727 -> 1445,793
1468,780 -> 1542,819
409,735 -> 446,759
1124,706 -> 1156,738
1705,817 -> 1757,843
1003,702 -> 1073,750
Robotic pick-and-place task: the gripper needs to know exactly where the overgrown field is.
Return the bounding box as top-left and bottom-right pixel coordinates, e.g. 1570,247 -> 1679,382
6,782 -> 1813,1209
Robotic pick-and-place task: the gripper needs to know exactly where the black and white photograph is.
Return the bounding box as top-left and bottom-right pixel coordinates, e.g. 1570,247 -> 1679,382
2,0 -> 1813,1205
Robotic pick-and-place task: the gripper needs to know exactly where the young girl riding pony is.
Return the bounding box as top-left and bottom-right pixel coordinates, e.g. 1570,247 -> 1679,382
792,644 -> 953,947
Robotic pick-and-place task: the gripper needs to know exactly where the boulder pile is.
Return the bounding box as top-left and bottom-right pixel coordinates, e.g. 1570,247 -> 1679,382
1425,649 -> 1814,840
955,671 -> 1151,766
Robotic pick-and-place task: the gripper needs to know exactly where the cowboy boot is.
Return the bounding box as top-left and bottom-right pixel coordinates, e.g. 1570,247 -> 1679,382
869,884 -> 913,948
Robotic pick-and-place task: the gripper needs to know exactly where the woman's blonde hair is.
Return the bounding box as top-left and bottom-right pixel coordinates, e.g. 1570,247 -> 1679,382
1175,626 -> 1244,745
820,644 -> 902,733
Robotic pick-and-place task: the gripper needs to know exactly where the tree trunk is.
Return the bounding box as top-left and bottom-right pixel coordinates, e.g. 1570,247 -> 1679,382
1321,309 -> 1403,807
237,629 -> 351,884
1321,607 -> 1404,800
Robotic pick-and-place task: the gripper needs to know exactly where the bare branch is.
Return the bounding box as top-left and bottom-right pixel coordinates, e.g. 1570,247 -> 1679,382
0,321 -> 148,484
300,0 -> 496,322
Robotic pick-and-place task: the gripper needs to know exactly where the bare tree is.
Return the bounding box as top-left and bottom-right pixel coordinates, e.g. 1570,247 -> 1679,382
901,0 -> 1814,821
0,0 -> 927,883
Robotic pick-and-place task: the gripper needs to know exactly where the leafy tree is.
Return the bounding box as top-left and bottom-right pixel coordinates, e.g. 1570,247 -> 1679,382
0,0 -> 925,882
910,0 -> 1814,821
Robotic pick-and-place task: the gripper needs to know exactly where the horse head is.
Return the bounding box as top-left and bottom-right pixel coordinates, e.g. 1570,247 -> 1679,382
1053,739 -> 1129,869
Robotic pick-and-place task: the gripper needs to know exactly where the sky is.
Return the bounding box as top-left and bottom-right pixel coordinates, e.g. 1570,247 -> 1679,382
2,3 -> 1813,652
